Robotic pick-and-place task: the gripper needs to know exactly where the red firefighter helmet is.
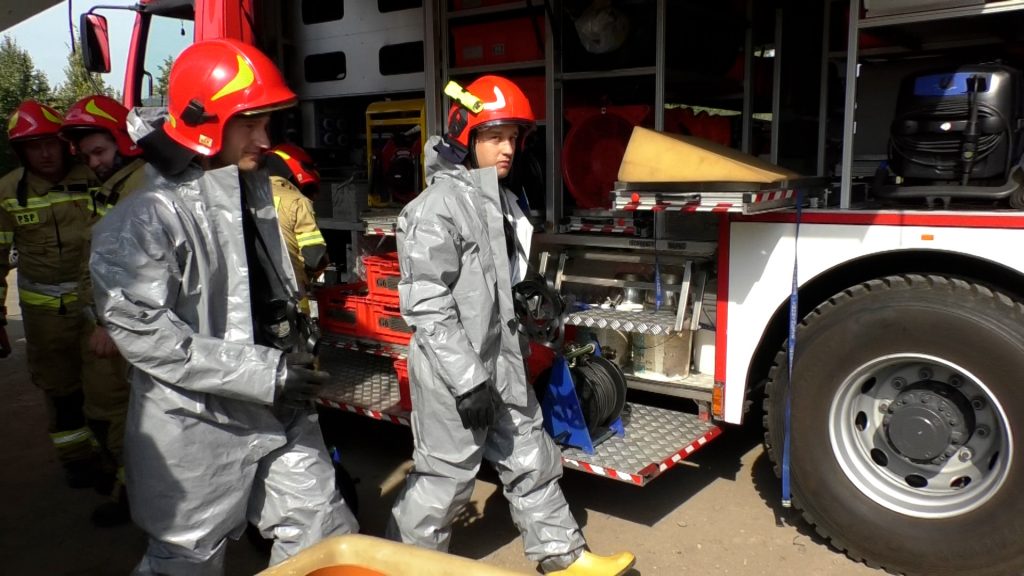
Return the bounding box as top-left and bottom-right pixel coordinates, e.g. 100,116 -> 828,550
164,38 -> 297,156
443,75 -> 535,160
270,143 -> 320,189
60,94 -> 141,157
7,100 -> 63,143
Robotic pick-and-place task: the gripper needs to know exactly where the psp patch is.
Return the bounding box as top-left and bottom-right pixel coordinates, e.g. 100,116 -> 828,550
15,211 -> 39,225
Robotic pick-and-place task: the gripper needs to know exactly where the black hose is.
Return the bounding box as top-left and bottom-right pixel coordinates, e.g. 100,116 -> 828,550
573,356 -> 623,432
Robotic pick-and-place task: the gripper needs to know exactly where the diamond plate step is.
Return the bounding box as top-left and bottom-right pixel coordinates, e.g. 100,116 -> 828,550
315,348 -> 722,485
565,308 -> 680,335
318,348 -> 409,425
560,404 -> 721,486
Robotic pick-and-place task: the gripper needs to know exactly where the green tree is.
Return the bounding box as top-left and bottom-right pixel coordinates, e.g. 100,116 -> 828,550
51,37 -> 116,113
150,55 -> 175,104
0,35 -> 52,174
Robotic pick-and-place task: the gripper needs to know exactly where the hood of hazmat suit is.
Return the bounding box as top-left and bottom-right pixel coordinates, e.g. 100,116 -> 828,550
90,112 -> 356,574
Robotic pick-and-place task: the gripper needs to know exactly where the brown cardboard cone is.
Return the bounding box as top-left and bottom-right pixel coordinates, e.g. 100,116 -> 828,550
617,126 -> 801,183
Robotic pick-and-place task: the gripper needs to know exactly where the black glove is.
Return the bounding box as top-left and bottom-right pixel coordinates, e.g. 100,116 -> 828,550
277,352 -> 330,408
455,383 -> 497,430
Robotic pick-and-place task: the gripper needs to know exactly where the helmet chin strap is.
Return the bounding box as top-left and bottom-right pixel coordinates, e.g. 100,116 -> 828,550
106,153 -> 125,177
466,133 -> 478,169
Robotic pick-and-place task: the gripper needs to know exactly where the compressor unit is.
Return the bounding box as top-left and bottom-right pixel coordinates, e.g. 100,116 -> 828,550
877,64 -> 1024,207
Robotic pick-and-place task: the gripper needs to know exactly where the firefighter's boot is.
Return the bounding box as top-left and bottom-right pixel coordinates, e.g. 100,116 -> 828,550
63,458 -> 98,490
91,477 -> 130,527
545,551 -> 636,576
87,418 -> 117,495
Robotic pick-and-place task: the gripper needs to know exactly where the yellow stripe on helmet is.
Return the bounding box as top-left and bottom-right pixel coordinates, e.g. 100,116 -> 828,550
211,54 -> 256,102
85,99 -> 118,123
41,106 -> 62,125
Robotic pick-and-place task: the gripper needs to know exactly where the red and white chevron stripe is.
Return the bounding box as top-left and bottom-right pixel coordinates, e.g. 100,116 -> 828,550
569,224 -> 637,235
317,398 -> 410,426
562,458 -> 645,486
656,426 -> 724,474
752,189 -> 795,202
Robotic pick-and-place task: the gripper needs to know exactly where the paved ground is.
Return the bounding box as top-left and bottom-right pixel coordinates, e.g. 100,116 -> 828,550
0,270 -> 882,575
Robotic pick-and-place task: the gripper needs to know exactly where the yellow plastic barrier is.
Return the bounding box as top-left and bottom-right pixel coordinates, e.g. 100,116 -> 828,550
257,534 -> 529,576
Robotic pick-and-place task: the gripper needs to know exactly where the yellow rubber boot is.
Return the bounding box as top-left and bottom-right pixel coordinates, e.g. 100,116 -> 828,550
546,551 -> 636,576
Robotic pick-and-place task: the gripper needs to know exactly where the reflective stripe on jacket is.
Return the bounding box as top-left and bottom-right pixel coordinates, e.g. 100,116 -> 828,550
0,164 -> 99,318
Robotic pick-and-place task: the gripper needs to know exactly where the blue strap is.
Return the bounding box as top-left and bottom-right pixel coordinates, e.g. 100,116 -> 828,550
782,188 -> 803,508
654,256 -> 663,311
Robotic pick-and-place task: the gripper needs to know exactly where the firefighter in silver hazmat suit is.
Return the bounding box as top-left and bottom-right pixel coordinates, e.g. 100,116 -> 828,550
89,39 -> 358,576
386,75 -> 635,575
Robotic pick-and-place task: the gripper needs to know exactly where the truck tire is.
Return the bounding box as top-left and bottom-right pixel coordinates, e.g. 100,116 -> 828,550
764,275 -> 1023,576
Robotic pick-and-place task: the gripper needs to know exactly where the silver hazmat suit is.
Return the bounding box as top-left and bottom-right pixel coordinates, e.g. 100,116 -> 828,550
89,113 -> 358,576
386,136 -> 586,570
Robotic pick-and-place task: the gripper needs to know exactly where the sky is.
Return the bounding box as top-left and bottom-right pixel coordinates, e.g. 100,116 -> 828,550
0,1 -> 193,97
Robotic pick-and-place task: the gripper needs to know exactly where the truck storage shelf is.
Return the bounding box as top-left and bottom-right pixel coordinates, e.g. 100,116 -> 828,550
859,0 -> 1024,29
447,0 -> 535,20
565,307 -> 680,335
318,348 -> 409,426
566,222 -> 637,235
362,213 -> 399,236
533,233 -> 717,259
318,218 -> 366,232
560,404 -> 721,486
613,178 -> 828,215
315,348 -> 722,486
558,66 -> 657,81
624,370 -> 714,403
449,60 -> 546,76
321,333 -> 408,360
315,350 -> 724,483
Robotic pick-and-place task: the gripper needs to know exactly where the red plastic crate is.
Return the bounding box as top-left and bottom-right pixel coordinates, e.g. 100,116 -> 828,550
452,16 -> 545,68
393,358 -> 412,412
368,301 -> 413,345
316,283 -> 372,338
364,252 -> 401,305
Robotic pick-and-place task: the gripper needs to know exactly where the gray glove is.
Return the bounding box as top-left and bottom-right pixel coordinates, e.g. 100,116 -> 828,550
277,352 -> 330,408
455,383 -> 498,430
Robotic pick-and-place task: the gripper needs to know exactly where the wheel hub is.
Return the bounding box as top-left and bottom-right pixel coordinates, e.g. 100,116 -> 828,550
830,354 -> 1012,519
885,385 -> 971,463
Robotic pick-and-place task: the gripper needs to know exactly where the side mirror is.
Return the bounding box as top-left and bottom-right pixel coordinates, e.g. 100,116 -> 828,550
80,13 -> 111,74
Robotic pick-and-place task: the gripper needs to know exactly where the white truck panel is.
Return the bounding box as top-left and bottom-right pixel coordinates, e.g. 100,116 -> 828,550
724,215 -> 1024,423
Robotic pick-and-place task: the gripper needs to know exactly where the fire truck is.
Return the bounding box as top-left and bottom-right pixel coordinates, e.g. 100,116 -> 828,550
77,1 -> 1024,575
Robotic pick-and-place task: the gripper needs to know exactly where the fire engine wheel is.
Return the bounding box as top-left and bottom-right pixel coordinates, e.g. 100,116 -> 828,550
764,274 -> 1024,576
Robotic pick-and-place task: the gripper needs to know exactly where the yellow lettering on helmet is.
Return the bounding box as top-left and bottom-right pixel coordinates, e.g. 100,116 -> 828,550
273,149 -> 292,161
7,112 -> 19,134
85,99 -> 117,123
41,106 -> 62,125
211,55 -> 256,102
